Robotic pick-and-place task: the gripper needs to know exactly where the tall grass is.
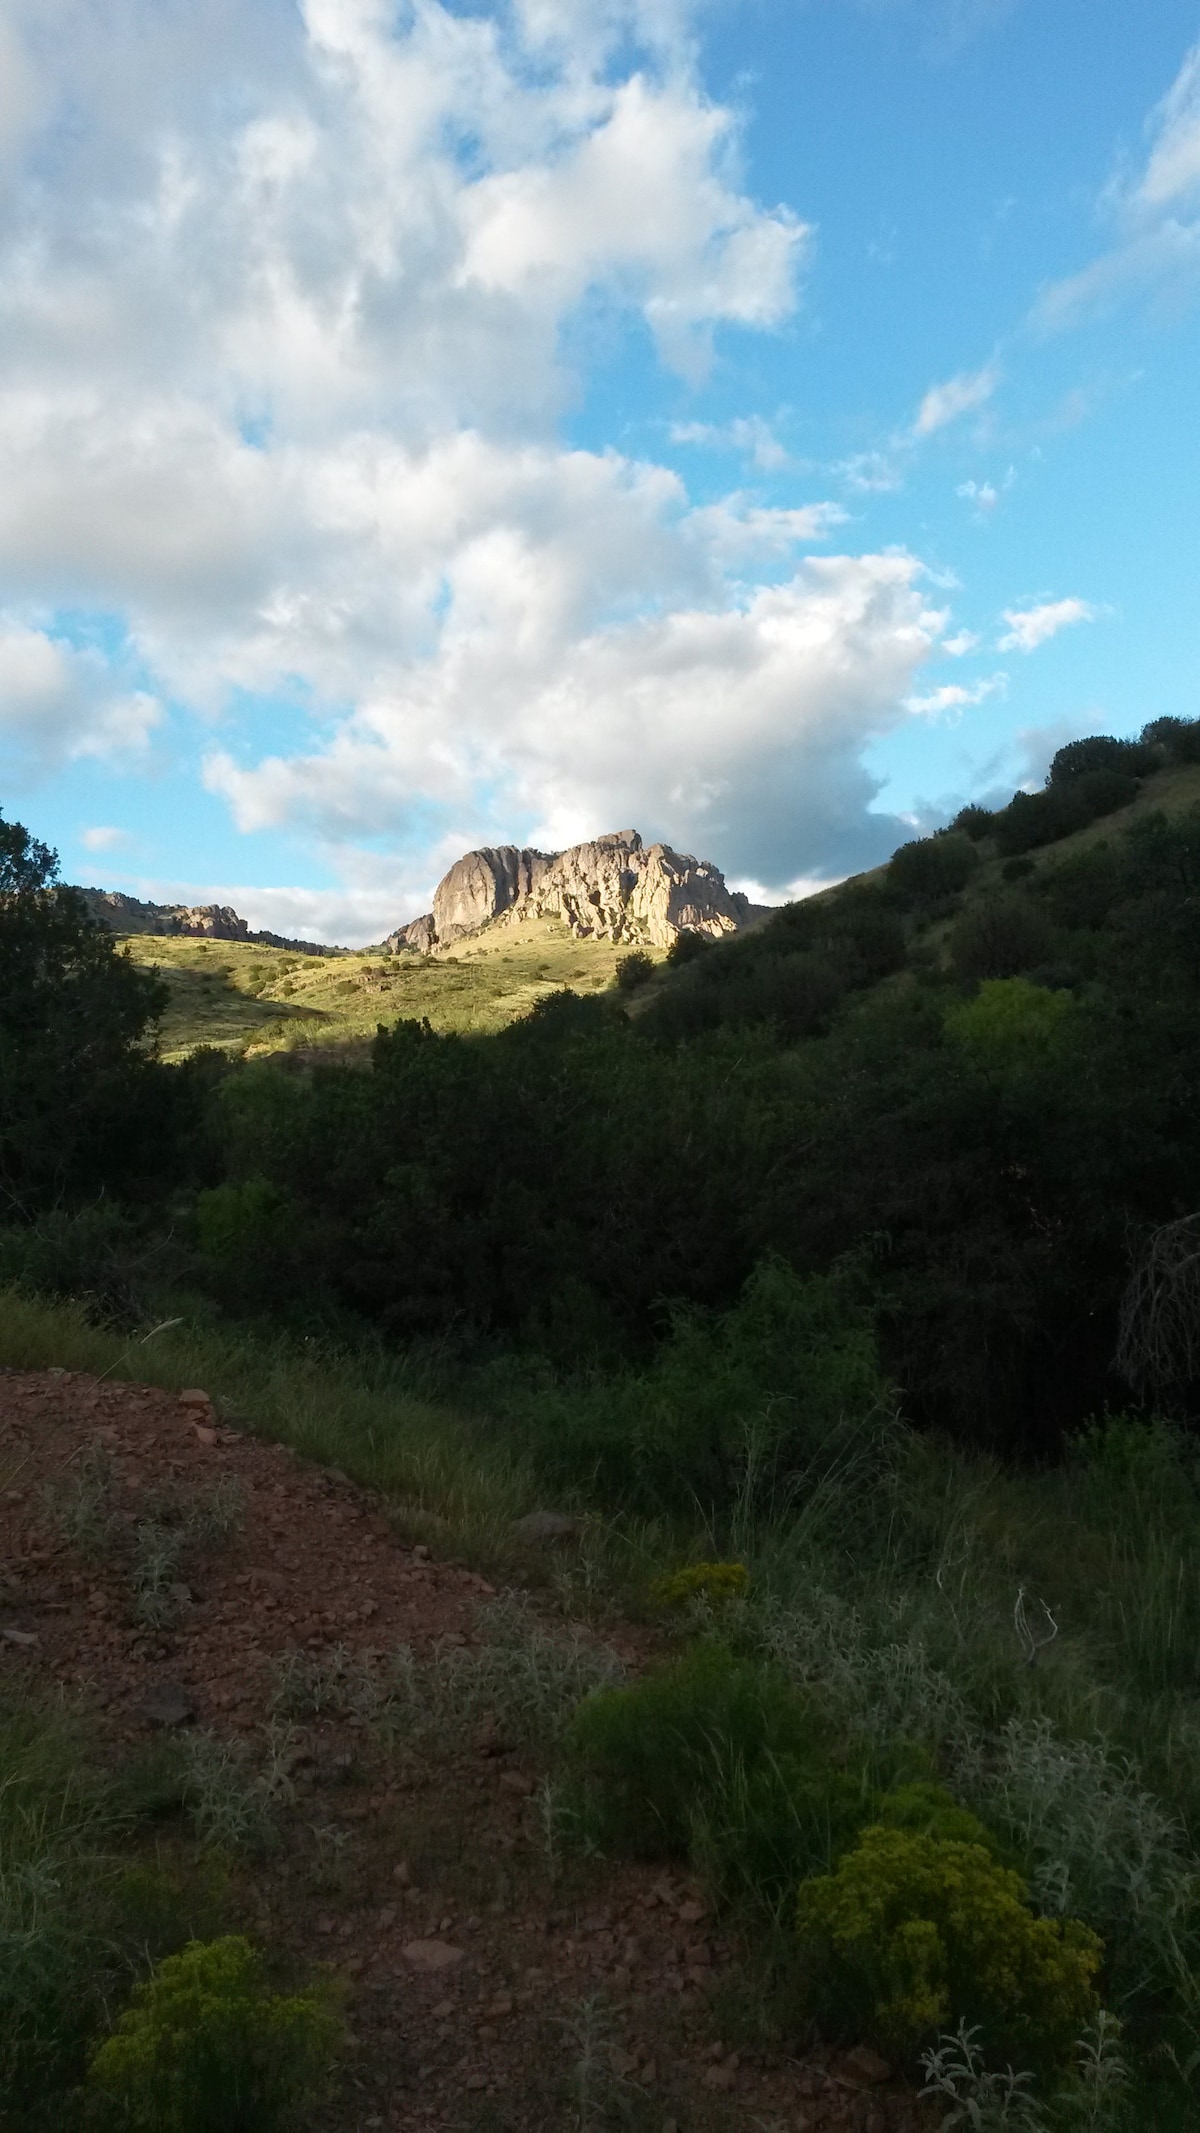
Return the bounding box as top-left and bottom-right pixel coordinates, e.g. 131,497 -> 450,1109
7,1284 -> 1200,2117
0,1285 -> 542,1569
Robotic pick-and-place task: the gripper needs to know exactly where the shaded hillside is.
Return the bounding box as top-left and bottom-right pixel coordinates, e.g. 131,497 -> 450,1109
639,723 -> 1200,1043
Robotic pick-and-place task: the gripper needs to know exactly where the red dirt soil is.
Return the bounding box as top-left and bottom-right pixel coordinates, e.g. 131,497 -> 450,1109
0,1366 -> 928,2133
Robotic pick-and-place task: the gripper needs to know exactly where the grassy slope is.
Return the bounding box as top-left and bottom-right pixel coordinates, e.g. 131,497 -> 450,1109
122,916 -> 655,1062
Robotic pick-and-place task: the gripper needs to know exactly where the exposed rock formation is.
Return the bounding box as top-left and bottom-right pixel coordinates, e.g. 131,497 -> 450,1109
78,889 -> 339,956
386,831 -> 761,954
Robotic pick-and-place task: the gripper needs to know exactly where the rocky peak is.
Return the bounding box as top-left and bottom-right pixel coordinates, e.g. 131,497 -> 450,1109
385,831 -> 761,954
77,889 -> 338,956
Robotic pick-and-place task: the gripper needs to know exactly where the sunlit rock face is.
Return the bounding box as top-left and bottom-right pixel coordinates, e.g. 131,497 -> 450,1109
385,831 -> 762,953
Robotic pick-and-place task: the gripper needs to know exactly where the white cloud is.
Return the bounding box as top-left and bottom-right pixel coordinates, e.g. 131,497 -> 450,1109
956,468 -> 1015,517
0,0 -> 947,905
81,825 -> 134,853
0,625 -> 161,772
836,449 -> 904,493
912,362 -> 998,437
905,673 -> 1006,719
670,414 -> 791,470
997,598 -> 1096,653
206,551 -> 947,891
1036,38 -> 1200,329
942,629 -> 979,656
1134,40 -> 1200,213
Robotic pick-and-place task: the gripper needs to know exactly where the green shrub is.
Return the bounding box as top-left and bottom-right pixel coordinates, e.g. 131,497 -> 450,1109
944,978 -> 1073,1068
952,805 -> 996,843
522,1258 -> 891,1515
889,833 -> 980,900
615,951 -> 654,991
949,895 -> 1055,982
649,1561 -> 750,1610
88,1936 -> 341,2133
666,929 -> 714,966
795,1826 -> 1102,2069
1047,737 -> 1152,786
994,786 -> 1092,857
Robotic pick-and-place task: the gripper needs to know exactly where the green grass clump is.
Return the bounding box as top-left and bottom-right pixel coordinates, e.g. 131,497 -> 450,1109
563,1641 -> 912,1915
0,1690 -> 121,2117
795,1825 -> 1103,2072
87,1936 -> 341,2132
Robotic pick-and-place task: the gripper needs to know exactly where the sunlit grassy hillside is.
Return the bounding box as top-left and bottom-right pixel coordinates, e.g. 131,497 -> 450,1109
123,916 -> 653,1060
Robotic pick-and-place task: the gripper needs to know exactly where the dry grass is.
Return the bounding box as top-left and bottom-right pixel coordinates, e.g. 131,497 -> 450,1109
118,917 -> 656,1061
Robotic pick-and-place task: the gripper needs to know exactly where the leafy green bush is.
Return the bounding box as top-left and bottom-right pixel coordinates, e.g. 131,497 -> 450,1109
88,1936 -> 341,2133
522,1258 -> 891,1513
1047,737 -> 1152,786
665,928 -> 714,965
795,1826 -> 1102,2069
944,979 -> 1074,1068
889,833 -> 980,900
615,950 -> 654,991
950,895 -> 1055,982
994,787 -> 1092,857
952,805 -> 996,842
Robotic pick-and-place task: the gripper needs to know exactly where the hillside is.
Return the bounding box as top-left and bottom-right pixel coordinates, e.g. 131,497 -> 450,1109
638,729 -> 1200,1042
122,917 -> 648,1060
8,723 -> 1200,2132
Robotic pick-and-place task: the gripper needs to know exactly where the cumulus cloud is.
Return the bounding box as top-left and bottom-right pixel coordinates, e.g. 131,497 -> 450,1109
912,362 -> 998,437
0,625 -> 161,772
0,0 -> 950,907
207,552 -> 947,889
997,598 -> 1095,653
1036,38 -> 1200,328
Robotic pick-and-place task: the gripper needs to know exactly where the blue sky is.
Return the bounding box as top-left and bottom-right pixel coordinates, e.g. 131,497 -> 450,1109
1,0 -> 1198,941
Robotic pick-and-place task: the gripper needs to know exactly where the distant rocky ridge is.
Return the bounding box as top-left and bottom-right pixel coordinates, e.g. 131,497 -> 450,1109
386,831 -> 764,954
78,889 -> 340,957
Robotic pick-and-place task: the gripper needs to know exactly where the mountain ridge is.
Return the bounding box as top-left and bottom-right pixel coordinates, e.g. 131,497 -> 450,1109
386,828 -> 766,954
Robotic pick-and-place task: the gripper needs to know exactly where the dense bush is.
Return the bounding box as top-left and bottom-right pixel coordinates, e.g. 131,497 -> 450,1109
665,928 -> 714,966
88,1936 -> 341,2133
950,894 -> 1055,982
888,832 -> 979,899
519,1258 -> 891,1512
0,812 -> 169,1209
952,804 -> 995,841
614,949 -> 654,990
1048,736 -> 1154,785
795,1825 -> 1103,2069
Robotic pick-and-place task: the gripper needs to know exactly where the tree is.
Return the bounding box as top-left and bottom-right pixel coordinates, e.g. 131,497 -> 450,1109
0,810 -> 167,1210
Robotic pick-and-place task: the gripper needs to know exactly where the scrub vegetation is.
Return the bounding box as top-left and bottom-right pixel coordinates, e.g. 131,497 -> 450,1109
6,716 -> 1200,2126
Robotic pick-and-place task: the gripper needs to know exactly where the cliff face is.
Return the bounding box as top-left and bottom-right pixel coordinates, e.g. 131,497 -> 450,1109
385,831 -> 759,954
77,890 -> 338,956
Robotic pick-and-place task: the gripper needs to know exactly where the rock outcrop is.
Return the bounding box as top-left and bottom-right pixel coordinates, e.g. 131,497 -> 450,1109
78,890 -> 338,956
386,831 -> 761,954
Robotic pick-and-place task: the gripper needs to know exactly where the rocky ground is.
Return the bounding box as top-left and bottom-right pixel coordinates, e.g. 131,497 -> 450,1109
0,1366 -> 931,2133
